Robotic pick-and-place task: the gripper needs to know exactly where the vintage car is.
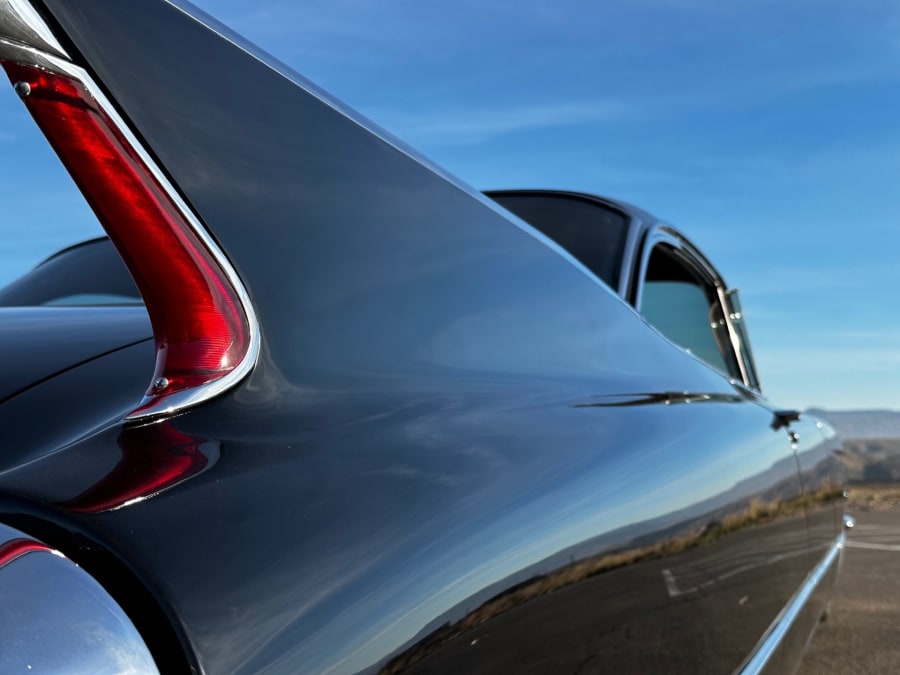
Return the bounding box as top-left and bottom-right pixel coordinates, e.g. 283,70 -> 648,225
0,1 -> 845,673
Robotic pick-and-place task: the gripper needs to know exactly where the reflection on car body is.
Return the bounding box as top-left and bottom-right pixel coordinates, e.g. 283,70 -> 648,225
0,1 -> 845,673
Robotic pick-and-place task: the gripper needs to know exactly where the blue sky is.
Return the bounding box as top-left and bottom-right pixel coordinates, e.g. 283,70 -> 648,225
2,0 -> 898,410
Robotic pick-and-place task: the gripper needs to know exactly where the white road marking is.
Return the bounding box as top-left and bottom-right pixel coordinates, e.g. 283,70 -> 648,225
662,569 -> 690,597
844,541 -> 900,552
661,546 -> 817,598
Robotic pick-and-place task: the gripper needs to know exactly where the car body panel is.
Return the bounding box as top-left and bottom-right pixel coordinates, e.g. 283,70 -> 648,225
2,368 -> 814,674
0,306 -> 149,403
0,237 -> 140,307
0,334 -> 153,474
0,1 -> 845,673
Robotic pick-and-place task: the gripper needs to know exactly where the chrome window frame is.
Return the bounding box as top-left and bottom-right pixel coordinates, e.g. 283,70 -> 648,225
632,224 -> 761,391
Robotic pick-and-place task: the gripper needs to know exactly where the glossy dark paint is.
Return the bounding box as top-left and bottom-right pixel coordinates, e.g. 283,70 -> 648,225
0,306 -> 149,402
2,367 -> 823,674
0,1 -> 845,672
0,236 -> 140,307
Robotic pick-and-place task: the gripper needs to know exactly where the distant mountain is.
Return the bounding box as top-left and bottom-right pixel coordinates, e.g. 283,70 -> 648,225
806,409 -> 900,441
839,439 -> 900,482
806,409 -> 900,483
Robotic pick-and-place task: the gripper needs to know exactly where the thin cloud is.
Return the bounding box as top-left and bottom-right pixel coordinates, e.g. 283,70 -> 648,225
761,346 -> 900,373
372,100 -> 626,145
740,266 -> 876,297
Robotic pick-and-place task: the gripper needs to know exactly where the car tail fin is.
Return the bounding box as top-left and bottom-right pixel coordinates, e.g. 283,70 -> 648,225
0,3 -> 259,420
6,0 -> 650,408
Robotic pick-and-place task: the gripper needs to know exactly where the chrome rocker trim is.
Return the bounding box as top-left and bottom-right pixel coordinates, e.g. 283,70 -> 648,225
737,533 -> 844,675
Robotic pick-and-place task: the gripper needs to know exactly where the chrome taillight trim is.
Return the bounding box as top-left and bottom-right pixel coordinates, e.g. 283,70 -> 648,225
0,0 -> 67,58
0,5 -> 261,421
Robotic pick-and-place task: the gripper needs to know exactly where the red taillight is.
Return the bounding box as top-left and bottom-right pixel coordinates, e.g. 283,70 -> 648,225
1,62 -> 253,417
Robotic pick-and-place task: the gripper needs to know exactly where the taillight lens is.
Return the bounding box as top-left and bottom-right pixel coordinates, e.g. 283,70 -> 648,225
1,62 -> 252,416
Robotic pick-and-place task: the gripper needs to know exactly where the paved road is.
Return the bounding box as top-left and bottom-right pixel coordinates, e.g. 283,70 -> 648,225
798,507 -> 900,675
402,514 -> 816,674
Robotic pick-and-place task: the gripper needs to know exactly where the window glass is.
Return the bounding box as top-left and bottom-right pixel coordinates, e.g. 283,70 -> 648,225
640,245 -> 738,377
487,192 -> 628,289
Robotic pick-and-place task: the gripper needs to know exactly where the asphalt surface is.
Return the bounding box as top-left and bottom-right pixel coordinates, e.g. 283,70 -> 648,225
403,514 -> 818,674
389,504 -> 886,674
797,506 -> 900,675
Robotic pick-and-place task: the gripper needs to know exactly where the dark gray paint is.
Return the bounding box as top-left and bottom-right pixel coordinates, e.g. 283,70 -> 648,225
0,1 -> 846,672
0,306 -> 149,403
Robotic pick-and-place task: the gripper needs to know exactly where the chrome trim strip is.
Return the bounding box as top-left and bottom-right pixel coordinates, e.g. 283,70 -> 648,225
737,534 -> 844,675
0,36 -> 67,71
0,19 -> 261,421
716,283 -> 753,388
632,226 -> 756,388
0,0 -> 68,59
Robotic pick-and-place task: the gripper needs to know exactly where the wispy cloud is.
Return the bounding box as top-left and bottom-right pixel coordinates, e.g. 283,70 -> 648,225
739,264 -> 885,297
762,346 -> 900,374
372,100 -> 626,145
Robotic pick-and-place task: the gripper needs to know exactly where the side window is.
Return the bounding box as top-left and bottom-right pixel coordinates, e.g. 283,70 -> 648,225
639,245 -> 740,379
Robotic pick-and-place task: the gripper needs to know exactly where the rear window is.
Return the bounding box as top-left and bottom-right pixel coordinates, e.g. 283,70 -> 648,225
487,192 -> 629,289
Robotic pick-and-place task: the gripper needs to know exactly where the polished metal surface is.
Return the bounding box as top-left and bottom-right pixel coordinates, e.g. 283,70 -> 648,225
738,534 -> 844,675
0,35 -> 72,73
0,522 -> 159,673
0,0 -> 68,58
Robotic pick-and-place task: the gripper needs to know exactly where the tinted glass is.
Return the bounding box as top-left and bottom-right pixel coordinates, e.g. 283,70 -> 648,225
488,193 -> 628,289
641,246 -> 737,377
642,281 -> 729,373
